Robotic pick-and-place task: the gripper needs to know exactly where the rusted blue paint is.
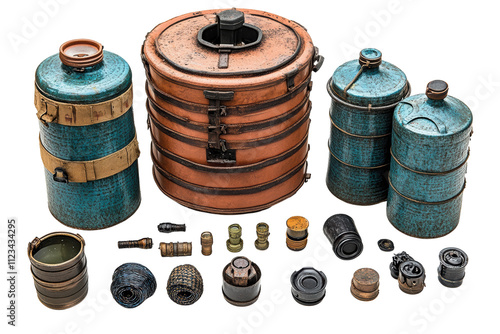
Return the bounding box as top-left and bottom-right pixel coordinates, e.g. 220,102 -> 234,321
326,48 -> 409,205
387,89 -> 473,238
36,50 -> 141,230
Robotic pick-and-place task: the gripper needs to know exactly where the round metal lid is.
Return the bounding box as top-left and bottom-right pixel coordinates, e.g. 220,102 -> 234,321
286,216 -> 309,231
153,10 -> 301,76
393,81 -> 473,138
330,48 -> 408,107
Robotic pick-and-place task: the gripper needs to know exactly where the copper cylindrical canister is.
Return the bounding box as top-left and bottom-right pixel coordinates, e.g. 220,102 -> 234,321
142,8 -> 323,214
159,242 -> 192,257
350,268 -> 380,301
286,216 -> 309,251
28,232 -> 88,310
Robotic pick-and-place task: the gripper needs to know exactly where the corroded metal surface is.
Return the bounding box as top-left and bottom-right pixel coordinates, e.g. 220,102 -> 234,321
28,232 -> 88,310
227,224 -> 243,252
159,242 -> 192,257
35,39 -> 140,229
286,216 -> 309,251
222,257 -> 261,306
255,223 -> 270,250
200,232 -> 213,256
142,8 -> 322,214
326,48 -> 410,205
387,80 -> 473,238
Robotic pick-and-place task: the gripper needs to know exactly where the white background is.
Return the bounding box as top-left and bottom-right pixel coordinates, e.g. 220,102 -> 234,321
1,0 -> 499,333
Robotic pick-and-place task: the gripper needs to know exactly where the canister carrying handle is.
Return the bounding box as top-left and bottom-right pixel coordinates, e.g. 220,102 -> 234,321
34,85 -> 133,127
329,115 -> 391,139
390,148 -> 470,176
388,176 -> 466,205
39,134 -> 140,183
327,142 -> 389,170
327,78 -> 412,112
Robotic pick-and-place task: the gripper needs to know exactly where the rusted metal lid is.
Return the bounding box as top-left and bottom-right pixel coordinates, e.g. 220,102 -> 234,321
426,80 -> 449,100
143,8 -> 315,91
152,9 -> 298,76
59,39 -> 104,68
351,268 -> 380,301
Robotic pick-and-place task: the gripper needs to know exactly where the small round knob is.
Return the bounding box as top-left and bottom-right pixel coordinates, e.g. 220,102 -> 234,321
59,39 -> 103,68
426,80 -> 449,100
359,48 -> 382,68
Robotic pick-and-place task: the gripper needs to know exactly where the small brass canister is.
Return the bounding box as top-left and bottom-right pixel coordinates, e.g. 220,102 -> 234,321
286,216 -> 309,251
350,268 -> 380,301
159,242 -> 192,257
201,232 -> 213,256
227,224 -> 243,252
398,260 -> 426,294
28,232 -> 88,310
255,223 -> 270,250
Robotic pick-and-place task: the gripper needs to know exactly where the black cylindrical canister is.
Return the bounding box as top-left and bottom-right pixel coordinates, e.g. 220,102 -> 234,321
28,232 -> 88,310
323,214 -> 363,260
438,247 -> 468,288
222,257 -> 261,306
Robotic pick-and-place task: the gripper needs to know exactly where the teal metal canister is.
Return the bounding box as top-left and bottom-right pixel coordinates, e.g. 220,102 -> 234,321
387,80 -> 472,238
326,48 -> 410,205
35,39 -> 141,230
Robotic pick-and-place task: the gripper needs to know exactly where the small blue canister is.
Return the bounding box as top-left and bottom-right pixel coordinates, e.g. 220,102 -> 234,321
326,48 -> 410,205
35,39 -> 141,229
387,80 -> 473,238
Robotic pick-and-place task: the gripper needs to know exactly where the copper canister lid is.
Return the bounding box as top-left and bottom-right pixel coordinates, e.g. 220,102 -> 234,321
351,268 -> 380,301
59,39 -> 104,68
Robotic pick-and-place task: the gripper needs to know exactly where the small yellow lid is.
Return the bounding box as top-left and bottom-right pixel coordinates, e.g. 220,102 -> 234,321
286,216 -> 309,231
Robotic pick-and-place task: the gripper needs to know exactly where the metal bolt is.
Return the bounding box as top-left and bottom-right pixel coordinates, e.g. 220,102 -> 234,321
159,242 -> 192,257
201,232 -> 213,256
226,224 -> 243,252
117,238 -> 153,249
158,223 -> 186,233
255,223 -> 269,250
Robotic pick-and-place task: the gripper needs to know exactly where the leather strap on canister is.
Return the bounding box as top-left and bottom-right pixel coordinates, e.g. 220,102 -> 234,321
39,135 -> 140,183
35,85 -> 133,126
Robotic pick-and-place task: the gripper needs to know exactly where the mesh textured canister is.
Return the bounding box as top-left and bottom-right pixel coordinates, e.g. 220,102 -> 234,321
110,263 -> 157,308
166,265 -> 204,305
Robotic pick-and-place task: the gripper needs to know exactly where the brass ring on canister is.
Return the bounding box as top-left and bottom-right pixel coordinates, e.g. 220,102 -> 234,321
28,231 -> 88,310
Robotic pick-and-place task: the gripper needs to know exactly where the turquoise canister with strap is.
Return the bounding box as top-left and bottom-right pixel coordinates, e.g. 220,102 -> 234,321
326,48 -> 410,205
387,80 -> 472,238
35,39 -> 141,230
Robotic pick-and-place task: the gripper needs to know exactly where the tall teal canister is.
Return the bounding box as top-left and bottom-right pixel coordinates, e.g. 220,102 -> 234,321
326,48 -> 410,205
387,80 -> 472,238
35,39 -> 141,230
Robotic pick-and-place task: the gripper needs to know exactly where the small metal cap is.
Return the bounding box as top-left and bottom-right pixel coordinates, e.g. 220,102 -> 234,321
351,268 -> 380,301
217,9 -> 245,31
59,39 -> 104,68
426,80 -> 449,100
378,239 -> 394,252
286,216 -> 309,251
290,267 -> 327,306
390,251 -> 414,279
201,232 -> 213,256
359,48 -> 382,68
227,224 -> 243,252
398,260 -> 426,294
255,223 -> 270,250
